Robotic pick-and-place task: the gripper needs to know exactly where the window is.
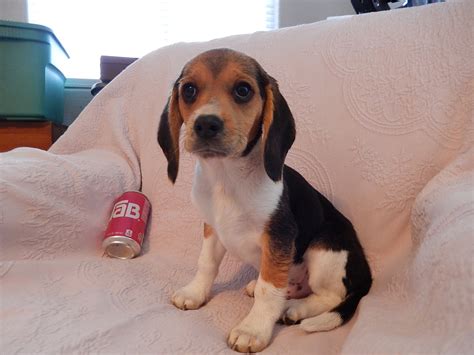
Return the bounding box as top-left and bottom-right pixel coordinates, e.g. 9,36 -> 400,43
28,0 -> 279,79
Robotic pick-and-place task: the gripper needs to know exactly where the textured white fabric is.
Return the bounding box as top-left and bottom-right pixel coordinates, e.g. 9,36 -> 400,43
1,2 -> 473,353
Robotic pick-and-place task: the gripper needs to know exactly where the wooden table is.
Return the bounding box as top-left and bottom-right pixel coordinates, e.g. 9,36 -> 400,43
0,121 -> 67,153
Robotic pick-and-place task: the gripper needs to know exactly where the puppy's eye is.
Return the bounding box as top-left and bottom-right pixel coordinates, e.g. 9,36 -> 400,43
182,83 -> 197,103
233,82 -> 253,103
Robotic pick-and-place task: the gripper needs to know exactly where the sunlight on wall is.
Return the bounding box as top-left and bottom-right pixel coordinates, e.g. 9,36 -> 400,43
28,0 -> 278,79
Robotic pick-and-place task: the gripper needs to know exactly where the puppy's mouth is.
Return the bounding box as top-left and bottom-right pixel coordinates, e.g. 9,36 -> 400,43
195,150 -> 227,159
190,144 -> 229,159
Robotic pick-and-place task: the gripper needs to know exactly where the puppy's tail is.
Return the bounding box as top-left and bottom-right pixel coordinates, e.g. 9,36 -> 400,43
300,287 -> 369,333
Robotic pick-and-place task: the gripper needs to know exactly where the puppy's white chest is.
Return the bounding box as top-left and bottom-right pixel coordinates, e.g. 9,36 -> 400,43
212,188 -> 263,267
192,161 -> 282,269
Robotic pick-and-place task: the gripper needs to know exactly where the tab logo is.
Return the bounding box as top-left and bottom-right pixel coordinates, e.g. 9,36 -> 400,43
112,200 -> 141,219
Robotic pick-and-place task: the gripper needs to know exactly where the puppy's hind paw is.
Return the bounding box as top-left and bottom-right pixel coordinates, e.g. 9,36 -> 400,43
281,300 -> 304,325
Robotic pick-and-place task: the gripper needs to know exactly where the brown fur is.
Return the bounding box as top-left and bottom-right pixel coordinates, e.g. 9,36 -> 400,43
203,223 -> 214,239
167,50 -> 266,159
168,87 -> 183,155
260,233 -> 292,289
261,84 -> 275,148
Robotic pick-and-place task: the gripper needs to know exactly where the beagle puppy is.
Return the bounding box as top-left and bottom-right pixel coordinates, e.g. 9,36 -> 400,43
158,48 -> 372,353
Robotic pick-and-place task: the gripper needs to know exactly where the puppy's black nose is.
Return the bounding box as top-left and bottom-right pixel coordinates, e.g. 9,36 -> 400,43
194,115 -> 224,139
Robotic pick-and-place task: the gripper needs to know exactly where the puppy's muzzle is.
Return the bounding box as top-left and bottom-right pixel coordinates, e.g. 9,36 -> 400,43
194,115 -> 224,139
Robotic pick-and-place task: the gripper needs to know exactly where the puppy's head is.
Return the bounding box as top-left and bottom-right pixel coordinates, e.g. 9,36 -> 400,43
158,48 -> 295,183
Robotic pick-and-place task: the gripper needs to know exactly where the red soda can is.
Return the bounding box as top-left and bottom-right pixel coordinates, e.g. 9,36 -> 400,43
103,191 -> 151,259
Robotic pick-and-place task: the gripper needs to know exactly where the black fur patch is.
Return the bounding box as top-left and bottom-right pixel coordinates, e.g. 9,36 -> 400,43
267,165 -> 372,324
241,65 -> 268,158
263,91 -> 296,182
157,101 -> 179,183
266,187 -> 298,258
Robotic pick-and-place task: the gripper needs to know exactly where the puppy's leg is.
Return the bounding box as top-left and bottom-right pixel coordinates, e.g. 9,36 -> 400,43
288,247 -> 348,331
228,233 -> 292,353
172,223 -> 226,310
282,293 -> 342,325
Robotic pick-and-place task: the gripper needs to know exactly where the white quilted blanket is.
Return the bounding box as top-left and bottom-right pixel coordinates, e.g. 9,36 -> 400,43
1,2 -> 473,353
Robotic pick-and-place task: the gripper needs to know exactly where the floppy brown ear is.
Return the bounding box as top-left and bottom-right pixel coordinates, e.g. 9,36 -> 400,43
261,77 -> 296,182
158,80 -> 183,184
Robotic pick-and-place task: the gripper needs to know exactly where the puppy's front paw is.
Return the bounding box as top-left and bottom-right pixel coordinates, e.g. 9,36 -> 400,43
227,322 -> 271,353
171,284 -> 207,310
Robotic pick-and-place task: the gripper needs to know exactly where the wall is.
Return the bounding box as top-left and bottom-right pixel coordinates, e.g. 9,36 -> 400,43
0,0 -> 28,22
279,0 -> 355,27
1,0 -> 356,28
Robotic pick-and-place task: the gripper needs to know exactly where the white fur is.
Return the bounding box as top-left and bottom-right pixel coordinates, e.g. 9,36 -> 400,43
280,248 -> 348,330
171,231 -> 226,310
228,277 -> 287,352
191,102 -> 222,123
284,293 -> 342,322
282,249 -> 348,324
191,142 -> 282,269
306,248 -> 348,300
300,312 -> 343,332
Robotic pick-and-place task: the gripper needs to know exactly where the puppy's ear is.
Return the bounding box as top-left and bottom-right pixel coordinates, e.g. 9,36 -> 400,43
158,79 -> 183,184
261,75 -> 296,182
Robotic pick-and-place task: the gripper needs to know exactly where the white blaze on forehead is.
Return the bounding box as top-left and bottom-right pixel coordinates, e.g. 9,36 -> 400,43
190,102 -> 222,122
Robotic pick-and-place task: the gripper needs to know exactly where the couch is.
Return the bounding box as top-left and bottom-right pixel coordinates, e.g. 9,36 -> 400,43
1,2 -> 472,353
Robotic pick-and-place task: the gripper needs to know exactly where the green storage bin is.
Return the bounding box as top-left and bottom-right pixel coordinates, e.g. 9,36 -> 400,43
0,20 -> 69,124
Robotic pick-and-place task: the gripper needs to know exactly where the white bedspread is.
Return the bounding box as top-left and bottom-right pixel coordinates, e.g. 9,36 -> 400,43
1,2 -> 473,353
